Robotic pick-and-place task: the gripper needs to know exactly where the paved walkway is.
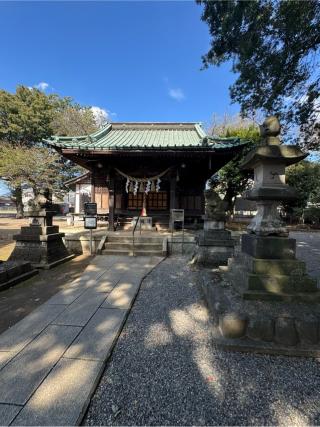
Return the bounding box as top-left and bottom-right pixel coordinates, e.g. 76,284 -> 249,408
84,233 -> 320,426
0,255 -> 163,426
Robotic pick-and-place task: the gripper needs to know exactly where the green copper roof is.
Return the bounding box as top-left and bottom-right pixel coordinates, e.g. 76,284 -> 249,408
44,122 -> 248,151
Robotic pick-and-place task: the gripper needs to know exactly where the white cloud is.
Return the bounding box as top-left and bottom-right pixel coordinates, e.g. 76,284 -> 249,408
168,88 -> 185,102
91,106 -> 111,128
34,82 -> 49,91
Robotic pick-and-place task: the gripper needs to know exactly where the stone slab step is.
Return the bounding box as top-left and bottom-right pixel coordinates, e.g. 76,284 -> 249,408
64,308 -> 128,361
101,249 -> 163,256
105,243 -> 162,250
12,358 -> 104,426
0,324 -> 81,405
107,236 -> 164,244
0,304 -> 66,354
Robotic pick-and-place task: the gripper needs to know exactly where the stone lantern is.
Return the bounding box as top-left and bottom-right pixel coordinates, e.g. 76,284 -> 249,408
9,190 -> 74,269
227,116 -> 318,301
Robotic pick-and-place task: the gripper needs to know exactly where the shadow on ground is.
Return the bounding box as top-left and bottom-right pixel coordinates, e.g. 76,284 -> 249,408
0,254 -> 92,334
84,250 -> 320,426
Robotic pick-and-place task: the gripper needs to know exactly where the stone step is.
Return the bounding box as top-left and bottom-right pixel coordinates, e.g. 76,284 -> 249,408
101,249 -> 163,256
107,236 -> 164,244
104,243 -> 162,251
248,273 -> 317,294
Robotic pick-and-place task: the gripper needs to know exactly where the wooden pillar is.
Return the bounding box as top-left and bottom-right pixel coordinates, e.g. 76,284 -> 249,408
108,173 -> 115,231
170,170 -> 176,211
90,174 -> 95,203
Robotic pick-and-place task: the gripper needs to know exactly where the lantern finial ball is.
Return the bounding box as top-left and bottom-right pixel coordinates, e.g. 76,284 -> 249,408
260,116 -> 281,145
260,116 -> 280,137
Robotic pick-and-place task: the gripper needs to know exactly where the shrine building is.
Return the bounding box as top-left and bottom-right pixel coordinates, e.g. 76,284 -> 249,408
45,122 -> 247,230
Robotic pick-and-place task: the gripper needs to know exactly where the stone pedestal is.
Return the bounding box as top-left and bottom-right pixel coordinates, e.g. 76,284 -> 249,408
226,234 -> 319,301
131,216 -> 152,230
9,208 -> 74,269
194,219 -> 235,267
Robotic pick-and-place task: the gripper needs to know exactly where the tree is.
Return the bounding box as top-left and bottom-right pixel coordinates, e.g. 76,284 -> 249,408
210,115 -> 260,213
0,86 -> 99,216
197,0 -> 320,150
51,100 -> 101,136
0,86 -> 55,146
284,160 -> 320,221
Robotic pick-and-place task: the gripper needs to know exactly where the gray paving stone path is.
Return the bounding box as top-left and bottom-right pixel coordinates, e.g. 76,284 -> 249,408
0,255 -> 163,426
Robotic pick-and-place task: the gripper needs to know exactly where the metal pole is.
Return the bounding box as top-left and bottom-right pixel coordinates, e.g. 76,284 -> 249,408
90,229 -> 93,255
182,219 -> 184,255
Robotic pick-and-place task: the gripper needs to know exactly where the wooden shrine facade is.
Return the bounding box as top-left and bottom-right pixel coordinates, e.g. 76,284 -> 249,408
45,122 -> 248,230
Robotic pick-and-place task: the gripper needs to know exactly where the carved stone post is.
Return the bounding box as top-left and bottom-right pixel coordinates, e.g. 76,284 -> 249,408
193,183 -> 234,266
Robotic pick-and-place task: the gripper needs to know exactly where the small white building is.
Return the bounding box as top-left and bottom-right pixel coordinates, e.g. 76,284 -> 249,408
65,172 -> 109,215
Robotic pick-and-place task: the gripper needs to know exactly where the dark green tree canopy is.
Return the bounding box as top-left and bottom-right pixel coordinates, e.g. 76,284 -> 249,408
197,0 -> 320,149
0,85 -> 101,216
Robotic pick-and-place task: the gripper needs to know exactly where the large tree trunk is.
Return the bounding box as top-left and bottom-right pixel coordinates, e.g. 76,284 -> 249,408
12,186 -> 24,218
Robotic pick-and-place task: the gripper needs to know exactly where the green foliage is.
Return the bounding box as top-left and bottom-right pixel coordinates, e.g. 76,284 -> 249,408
0,143 -> 76,199
197,0 -> 320,149
210,115 -> 260,212
0,86 -> 55,145
303,207 -> 320,225
0,85 -> 99,215
51,100 -> 99,136
284,160 -> 320,218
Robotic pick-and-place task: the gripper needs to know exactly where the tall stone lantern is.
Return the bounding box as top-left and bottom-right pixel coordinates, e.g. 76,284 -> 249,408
9,190 -> 74,269
227,116 -> 319,301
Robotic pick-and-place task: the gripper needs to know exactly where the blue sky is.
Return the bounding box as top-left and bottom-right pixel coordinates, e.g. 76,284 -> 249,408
0,1 -> 240,195
0,1 -> 239,122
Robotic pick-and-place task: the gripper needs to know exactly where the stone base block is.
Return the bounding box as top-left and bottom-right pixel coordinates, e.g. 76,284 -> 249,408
198,229 -> 233,244
203,220 -> 225,231
9,225 -> 73,268
194,229 -> 235,267
242,233 -> 296,259
194,245 -> 235,267
132,217 -> 152,230
226,252 -> 318,301
20,225 -> 59,236
0,261 -> 38,291
199,269 -> 320,357
34,254 -> 76,270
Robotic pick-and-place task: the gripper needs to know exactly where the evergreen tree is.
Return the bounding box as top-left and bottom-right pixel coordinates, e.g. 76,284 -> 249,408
197,0 -> 320,149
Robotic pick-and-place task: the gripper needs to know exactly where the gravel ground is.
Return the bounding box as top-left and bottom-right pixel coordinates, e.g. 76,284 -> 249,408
85,239 -> 320,426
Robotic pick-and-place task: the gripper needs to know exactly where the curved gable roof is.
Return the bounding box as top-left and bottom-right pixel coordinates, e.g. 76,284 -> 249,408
44,122 -> 248,151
